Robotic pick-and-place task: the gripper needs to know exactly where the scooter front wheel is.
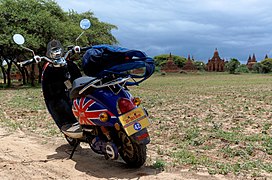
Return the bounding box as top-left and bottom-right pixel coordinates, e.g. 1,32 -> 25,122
118,130 -> 147,168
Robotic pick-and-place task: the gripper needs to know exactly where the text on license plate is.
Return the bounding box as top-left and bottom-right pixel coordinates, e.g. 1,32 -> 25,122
119,107 -> 150,136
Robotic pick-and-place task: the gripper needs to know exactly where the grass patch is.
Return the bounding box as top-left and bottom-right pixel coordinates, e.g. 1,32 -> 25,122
1,73 -> 272,177
152,158 -> 166,170
130,73 -> 272,177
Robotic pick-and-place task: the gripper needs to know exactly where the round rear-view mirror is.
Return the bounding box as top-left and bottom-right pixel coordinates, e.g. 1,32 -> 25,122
13,34 -> 25,45
80,19 -> 91,30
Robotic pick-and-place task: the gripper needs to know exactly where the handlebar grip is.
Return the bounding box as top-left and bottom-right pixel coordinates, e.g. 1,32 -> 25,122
67,45 -> 74,50
19,59 -> 35,67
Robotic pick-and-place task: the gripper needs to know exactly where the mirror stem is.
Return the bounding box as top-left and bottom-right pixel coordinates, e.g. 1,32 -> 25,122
21,45 -> 35,56
75,31 -> 85,45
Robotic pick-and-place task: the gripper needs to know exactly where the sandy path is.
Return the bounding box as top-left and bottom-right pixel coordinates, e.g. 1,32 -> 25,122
0,128 -> 230,180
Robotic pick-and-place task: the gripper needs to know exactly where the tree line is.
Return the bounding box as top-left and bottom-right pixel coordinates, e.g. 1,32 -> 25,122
0,0 -> 117,87
154,54 -> 272,74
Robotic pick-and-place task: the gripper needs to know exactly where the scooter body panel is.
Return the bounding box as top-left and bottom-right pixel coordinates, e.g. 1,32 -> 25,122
72,87 -> 133,127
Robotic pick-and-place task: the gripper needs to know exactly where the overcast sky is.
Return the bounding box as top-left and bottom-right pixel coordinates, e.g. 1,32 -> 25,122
55,0 -> 272,63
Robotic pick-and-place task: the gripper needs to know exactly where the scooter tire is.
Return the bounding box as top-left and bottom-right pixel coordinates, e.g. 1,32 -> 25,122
118,131 -> 147,168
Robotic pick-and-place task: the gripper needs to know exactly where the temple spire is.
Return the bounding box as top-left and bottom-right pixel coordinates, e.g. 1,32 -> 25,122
213,48 -> 219,58
168,52 -> 173,61
248,55 -> 252,62
252,53 -> 256,62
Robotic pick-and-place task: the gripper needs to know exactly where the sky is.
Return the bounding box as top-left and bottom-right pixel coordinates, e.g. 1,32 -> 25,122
55,0 -> 272,63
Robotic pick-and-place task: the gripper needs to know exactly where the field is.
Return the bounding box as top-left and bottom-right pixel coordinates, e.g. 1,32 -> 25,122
0,72 -> 272,179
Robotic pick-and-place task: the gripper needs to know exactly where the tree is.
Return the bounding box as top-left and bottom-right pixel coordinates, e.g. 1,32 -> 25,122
235,64 -> 249,73
225,58 -> 240,74
260,58 -> 272,73
252,62 -> 262,73
0,0 -> 69,86
194,61 -> 206,71
0,0 -> 118,86
153,54 -> 187,68
61,10 -> 118,46
0,58 -> 7,84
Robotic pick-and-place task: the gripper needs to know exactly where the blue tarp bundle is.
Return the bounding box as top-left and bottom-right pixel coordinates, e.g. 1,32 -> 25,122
82,44 -> 155,85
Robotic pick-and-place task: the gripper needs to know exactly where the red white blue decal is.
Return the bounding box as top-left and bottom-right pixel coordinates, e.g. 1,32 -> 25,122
72,97 -> 116,125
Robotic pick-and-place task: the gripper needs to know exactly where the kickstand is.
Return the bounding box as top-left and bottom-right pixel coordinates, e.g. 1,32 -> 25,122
69,141 -> 80,159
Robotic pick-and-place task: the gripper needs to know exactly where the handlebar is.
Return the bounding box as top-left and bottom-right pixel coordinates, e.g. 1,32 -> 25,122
18,45 -> 93,67
18,56 -> 53,67
64,45 -> 92,58
18,59 -> 35,67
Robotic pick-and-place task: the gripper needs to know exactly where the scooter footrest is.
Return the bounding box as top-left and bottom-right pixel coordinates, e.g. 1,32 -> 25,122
61,123 -> 83,139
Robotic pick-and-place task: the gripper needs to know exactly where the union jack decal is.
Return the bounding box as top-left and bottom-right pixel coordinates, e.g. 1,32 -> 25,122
72,97 -> 116,126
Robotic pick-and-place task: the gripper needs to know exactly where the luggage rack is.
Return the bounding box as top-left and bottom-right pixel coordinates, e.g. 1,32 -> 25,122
79,76 -> 131,95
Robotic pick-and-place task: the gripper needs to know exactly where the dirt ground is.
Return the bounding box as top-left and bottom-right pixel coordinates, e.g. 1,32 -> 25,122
0,127 -> 234,180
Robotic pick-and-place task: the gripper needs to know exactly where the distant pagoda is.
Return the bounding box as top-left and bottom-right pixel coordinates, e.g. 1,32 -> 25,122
182,55 -> 197,71
246,54 -> 257,70
206,48 -> 225,72
161,53 -> 180,73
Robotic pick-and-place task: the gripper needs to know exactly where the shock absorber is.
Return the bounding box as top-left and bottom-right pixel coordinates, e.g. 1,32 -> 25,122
100,126 -> 119,160
101,126 -> 111,140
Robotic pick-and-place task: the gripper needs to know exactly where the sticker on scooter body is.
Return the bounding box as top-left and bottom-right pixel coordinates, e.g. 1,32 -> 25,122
134,122 -> 142,131
119,107 -> 150,136
72,97 -> 117,126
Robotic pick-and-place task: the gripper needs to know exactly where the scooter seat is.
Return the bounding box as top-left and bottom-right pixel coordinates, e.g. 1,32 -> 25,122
70,76 -> 96,99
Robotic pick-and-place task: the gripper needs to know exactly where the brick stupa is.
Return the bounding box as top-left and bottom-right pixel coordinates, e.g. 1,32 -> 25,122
182,55 -> 197,71
161,53 -> 180,73
246,54 -> 257,70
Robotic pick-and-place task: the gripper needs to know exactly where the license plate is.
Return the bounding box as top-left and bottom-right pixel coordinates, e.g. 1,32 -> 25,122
119,107 -> 150,136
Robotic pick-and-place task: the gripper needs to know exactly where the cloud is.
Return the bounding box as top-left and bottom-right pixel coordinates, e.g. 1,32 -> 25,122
55,0 -> 272,62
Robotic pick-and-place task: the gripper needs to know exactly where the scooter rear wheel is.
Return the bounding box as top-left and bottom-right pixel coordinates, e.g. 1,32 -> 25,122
118,131 -> 147,168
